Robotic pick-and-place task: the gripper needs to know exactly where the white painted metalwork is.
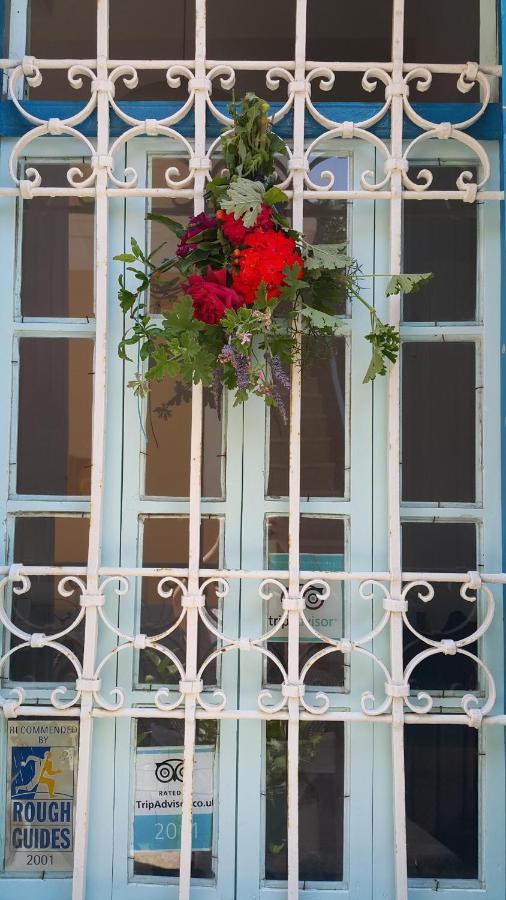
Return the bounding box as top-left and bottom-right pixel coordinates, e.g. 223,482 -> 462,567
0,1 -> 504,898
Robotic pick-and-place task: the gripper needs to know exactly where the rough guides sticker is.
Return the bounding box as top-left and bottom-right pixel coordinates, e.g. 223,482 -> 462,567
5,719 -> 79,873
134,746 -> 214,870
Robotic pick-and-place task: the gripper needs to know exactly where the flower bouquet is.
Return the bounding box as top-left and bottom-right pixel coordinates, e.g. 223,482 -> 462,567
116,94 -> 430,416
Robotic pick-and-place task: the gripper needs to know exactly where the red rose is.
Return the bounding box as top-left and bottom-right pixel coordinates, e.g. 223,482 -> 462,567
184,267 -> 244,324
232,229 -> 303,304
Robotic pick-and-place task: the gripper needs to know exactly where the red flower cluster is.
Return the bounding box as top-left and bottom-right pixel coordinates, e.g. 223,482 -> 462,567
232,230 -> 303,304
220,204 -> 273,245
183,267 -> 243,324
179,203 -> 303,322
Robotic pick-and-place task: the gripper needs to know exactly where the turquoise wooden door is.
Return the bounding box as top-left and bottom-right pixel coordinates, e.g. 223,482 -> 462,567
104,139 -> 378,899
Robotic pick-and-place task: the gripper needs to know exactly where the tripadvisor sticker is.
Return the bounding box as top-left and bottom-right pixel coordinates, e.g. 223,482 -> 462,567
267,553 -> 344,642
134,745 -> 214,870
5,719 -> 79,873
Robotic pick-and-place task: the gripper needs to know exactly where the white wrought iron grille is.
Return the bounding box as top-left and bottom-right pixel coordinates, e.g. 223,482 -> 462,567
0,1 -> 504,898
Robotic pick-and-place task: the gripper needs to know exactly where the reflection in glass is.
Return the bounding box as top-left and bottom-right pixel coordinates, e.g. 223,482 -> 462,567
8,517 -> 88,682
403,522 -> 477,691
27,0 -> 96,100
265,721 -> 344,881
206,0 -> 295,99
266,517 -> 344,687
404,0 -> 480,102
21,165 -> 94,318
110,0 -> 195,99
140,517 -> 220,685
134,718 -> 217,878
406,725 -> 478,878
402,343 -> 476,503
145,380 -> 223,499
17,338 -> 93,496
403,167 -> 477,323
268,338 -> 346,498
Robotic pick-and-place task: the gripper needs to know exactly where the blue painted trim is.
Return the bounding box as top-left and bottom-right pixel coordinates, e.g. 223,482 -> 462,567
0,99 -> 501,139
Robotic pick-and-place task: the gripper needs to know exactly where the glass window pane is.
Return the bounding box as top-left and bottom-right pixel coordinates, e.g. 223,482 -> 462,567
134,718 -> 217,878
265,721 -> 344,881
110,0 -> 195,100
17,338 -> 93,496
140,517 -> 220,686
8,516 -> 88,682
266,517 -> 345,687
406,725 -> 478,878
306,0 -> 391,102
27,0 -> 96,100
206,0 -> 295,100
21,165 -> 94,318
145,382 -> 223,499
402,343 -> 476,503
405,0 -> 481,101
268,338 -> 346,498
403,167 -> 477,323
149,158 -> 194,314
402,522 -> 477,691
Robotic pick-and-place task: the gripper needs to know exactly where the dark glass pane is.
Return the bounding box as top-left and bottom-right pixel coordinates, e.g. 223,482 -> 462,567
402,522 -> 477,691
266,517 -> 344,687
303,156 -> 348,307
21,164 -> 94,317
8,517 -> 88,682
268,338 -> 346,498
406,725 -> 478,878
265,721 -> 344,881
206,0 -> 295,100
110,0 -> 195,100
402,343 -> 475,502
134,718 -> 217,878
145,380 -> 223,499
404,0 -> 480,102
17,338 -> 93,495
140,518 -> 220,685
403,167 -> 476,323
149,158 -> 193,314
306,0 -> 391,102
27,0 -> 96,99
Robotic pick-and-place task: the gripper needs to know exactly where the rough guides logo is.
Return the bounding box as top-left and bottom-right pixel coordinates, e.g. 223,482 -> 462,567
5,720 -> 79,873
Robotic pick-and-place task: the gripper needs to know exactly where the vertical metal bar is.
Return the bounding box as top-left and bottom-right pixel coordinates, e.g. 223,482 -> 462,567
389,1 -> 408,899
178,2 -> 206,896
286,2 -> 306,895
71,2 -> 109,898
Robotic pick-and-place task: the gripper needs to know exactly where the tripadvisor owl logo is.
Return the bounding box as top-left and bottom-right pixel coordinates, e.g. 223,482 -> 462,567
155,758 -> 184,784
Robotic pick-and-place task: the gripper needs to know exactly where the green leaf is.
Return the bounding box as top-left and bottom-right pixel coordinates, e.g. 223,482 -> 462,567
263,186 -> 289,207
114,252 -> 137,263
220,177 -> 265,227
146,213 -> 185,239
385,273 -> 433,296
304,243 -> 351,271
301,307 -> 340,330
162,294 -> 201,336
130,237 -> 144,260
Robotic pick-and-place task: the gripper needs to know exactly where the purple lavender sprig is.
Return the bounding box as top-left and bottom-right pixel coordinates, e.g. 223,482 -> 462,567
271,380 -> 288,424
270,355 -> 291,391
218,344 -> 252,392
211,367 -> 222,419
